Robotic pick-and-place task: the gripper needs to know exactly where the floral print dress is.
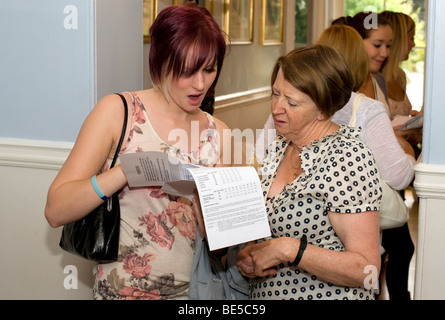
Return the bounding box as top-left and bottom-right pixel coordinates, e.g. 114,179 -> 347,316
93,92 -> 220,300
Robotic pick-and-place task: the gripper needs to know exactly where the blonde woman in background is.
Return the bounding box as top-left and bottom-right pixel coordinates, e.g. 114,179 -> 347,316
332,13 -> 393,116
319,24 -> 415,192
381,10 -> 422,158
381,11 -> 417,119
317,25 -> 368,93
379,10 -> 420,301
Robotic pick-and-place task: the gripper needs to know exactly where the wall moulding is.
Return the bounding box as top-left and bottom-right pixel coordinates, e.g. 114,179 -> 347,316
215,86 -> 271,111
0,138 -> 73,171
414,162 -> 445,200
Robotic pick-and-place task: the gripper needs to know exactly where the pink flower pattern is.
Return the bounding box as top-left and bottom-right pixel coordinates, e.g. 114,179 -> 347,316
123,252 -> 157,278
149,187 -> 166,199
119,287 -> 162,300
165,202 -> 196,240
140,211 -> 175,250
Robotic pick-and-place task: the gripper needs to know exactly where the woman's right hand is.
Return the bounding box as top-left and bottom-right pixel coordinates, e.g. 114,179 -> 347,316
236,243 -> 257,278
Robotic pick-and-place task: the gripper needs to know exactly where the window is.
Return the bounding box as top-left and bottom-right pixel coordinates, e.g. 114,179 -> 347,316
345,0 -> 427,111
295,0 -> 309,47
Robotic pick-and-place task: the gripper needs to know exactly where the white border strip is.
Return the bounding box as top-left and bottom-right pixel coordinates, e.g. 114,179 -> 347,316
414,162 -> 445,200
215,87 -> 271,111
0,138 -> 73,170
413,161 -> 445,300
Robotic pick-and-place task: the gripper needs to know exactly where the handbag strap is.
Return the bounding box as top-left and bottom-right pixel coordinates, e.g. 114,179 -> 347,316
348,93 -> 365,127
109,93 -> 129,169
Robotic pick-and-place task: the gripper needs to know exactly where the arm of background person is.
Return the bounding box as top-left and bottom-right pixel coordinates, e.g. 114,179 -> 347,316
361,106 -> 416,190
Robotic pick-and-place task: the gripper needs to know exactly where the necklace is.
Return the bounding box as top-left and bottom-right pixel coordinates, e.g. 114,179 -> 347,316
292,162 -> 301,180
290,122 -> 333,180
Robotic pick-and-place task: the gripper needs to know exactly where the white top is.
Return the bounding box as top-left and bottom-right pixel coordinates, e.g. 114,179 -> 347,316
253,92 -> 415,190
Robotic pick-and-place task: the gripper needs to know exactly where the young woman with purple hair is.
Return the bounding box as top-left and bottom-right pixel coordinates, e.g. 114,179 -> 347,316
45,2 -> 230,300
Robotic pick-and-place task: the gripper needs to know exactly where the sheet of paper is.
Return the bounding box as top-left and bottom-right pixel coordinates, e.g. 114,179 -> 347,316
120,151 -> 271,249
187,166 -> 271,251
391,114 -> 423,131
119,151 -> 199,186
159,180 -> 196,200
119,151 -> 200,200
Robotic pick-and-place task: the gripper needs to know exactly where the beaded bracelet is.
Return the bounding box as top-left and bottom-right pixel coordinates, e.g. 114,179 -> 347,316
291,234 -> 307,266
91,175 -> 109,201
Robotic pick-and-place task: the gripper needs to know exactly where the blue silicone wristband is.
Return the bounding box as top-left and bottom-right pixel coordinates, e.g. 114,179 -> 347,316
91,175 -> 109,201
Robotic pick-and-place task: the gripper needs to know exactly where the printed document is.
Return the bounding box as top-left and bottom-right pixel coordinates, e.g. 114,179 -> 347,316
391,114 -> 423,131
119,151 -> 271,250
119,151 -> 198,199
187,166 -> 271,251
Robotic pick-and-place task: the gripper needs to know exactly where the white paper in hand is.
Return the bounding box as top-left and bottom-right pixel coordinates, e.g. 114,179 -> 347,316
392,114 -> 423,131
187,166 -> 271,251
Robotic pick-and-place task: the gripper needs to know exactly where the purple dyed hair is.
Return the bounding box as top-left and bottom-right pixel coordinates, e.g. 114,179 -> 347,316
149,2 -> 227,97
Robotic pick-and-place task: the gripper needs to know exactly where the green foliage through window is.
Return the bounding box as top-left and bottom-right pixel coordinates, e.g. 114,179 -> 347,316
295,0 -> 308,46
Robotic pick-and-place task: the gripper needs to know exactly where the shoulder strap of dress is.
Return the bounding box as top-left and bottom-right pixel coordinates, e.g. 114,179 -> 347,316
122,91 -> 135,104
204,112 -> 217,129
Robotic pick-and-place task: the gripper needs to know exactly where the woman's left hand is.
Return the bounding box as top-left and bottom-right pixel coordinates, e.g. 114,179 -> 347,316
237,237 -> 298,278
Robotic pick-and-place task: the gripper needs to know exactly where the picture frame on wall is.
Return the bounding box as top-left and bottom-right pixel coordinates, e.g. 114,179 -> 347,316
143,0 -> 157,43
224,0 -> 254,45
260,0 -> 284,46
174,0 -> 214,14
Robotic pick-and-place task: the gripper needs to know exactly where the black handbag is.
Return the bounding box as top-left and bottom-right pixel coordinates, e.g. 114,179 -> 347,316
59,93 -> 128,262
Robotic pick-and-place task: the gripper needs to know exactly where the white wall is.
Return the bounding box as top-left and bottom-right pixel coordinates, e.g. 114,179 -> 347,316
0,0 -> 142,300
413,0 -> 445,300
0,0 -> 143,143
0,140 -> 94,299
414,163 -> 445,299
420,0 -> 445,165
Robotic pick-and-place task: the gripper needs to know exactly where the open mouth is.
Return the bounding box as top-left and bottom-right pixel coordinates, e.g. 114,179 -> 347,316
188,94 -> 203,105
